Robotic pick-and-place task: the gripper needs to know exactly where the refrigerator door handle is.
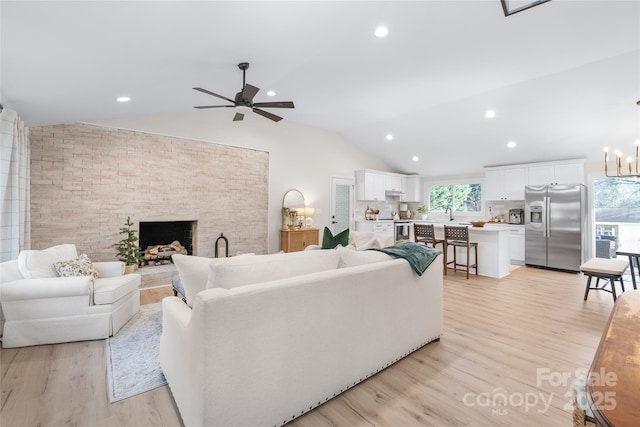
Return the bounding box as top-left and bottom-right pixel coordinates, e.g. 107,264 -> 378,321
544,196 -> 550,238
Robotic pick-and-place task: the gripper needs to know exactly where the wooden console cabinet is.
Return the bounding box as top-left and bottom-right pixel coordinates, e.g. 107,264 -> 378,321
280,228 -> 319,252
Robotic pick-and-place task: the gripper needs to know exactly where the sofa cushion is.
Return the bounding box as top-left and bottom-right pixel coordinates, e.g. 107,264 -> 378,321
93,274 -> 140,305
17,244 -> 78,279
322,227 -> 349,249
172,254 -> 216,307
349,230 -> 394,250
336,246 -> 393,268
207,249 -> 340,290
53,254 -> 99,278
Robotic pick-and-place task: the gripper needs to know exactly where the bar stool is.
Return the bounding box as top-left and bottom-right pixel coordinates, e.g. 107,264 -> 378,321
443,225 -> 478,279
414,223 -> 444,249
580,258 -> 629,302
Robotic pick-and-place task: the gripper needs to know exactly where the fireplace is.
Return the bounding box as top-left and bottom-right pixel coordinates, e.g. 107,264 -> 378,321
139,220 -> 197,266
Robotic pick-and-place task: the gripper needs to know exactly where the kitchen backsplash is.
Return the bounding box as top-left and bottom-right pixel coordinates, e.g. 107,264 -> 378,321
355,200 -> 423,221
486,200 -> 525,222
356,199 -> 525,223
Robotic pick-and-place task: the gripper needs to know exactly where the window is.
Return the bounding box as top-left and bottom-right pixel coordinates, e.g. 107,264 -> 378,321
593,177 -> 640,248
428,183 -> 482,212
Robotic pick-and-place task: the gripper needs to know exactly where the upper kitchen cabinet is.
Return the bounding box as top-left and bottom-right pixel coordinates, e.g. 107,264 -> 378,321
527,160 -> 585,186
402,175 -> 421,202
385,174 -> 403,193
484,167 -> 526,201
355,170 -> 385,201
355,170 -> 417,201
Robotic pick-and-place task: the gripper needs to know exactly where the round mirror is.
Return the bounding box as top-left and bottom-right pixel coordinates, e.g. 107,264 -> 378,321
283,189 -> 305,211
282,189 -> 305,229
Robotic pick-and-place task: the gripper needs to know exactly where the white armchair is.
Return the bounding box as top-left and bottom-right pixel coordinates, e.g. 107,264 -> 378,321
0,244 -> 140,348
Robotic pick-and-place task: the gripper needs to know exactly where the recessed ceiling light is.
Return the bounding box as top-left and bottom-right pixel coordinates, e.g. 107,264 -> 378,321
485,110 -> 496,118
412,156 -> 419,162
507,141 -> 516,148
116,96 -> 131,103
266,90 -> 276,97
375,26 -> 389,38
386,134 -> 393,141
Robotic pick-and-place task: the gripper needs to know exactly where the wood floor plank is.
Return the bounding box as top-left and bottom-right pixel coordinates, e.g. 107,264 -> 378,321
0,267 -> 615,426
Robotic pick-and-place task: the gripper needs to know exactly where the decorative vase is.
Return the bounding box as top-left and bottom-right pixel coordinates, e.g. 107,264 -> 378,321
365,205 -> 374,221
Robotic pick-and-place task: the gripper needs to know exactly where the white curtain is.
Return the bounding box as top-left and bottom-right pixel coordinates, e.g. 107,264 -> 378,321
0,107 -> 31,262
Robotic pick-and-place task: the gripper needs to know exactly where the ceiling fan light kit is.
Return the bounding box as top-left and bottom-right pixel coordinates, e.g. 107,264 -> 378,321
193,62 -> 295,123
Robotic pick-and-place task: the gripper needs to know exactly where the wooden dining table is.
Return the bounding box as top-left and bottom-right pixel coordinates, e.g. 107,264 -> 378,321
616,240 -> 640,290
587,290 -> 640,426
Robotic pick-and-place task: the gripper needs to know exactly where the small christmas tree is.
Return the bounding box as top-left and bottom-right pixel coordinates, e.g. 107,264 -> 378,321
113,216 -> 143,267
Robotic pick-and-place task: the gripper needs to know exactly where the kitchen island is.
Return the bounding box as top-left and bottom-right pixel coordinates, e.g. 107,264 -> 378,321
416,222 -> 511,279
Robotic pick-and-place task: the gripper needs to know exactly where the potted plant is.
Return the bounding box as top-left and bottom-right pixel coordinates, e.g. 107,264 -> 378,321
417,205 -> 428,220
113,216 -> 143,273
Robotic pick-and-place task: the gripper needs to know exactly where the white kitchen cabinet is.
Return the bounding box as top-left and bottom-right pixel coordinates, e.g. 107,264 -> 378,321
355,221 -> 394,237
509,228 -> 525,264
485,224 -> 524,263
355,170 -> 385,201
402,175 -> 421,202
384,174 -> 403,192
553,163 -> 585,185
484,167 -> 526,200
527,161 -> 584,185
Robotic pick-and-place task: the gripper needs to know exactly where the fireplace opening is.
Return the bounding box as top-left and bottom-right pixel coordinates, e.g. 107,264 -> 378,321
139,220 -> 197,266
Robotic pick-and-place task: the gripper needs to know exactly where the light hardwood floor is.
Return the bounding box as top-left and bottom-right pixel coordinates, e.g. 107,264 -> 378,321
1,267 -> 619,426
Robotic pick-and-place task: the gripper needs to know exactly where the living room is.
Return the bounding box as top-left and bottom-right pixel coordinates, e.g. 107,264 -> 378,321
1,1 -> 639,426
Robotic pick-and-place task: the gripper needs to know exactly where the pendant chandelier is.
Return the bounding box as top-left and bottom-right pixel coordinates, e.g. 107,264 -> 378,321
603,101 -> 640,178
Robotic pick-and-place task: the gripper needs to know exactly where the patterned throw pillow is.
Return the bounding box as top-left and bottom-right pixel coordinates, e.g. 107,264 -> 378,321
53,253 -> 99,278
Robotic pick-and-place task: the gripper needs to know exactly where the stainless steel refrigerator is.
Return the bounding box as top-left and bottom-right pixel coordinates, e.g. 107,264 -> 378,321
525,184 -> 587,272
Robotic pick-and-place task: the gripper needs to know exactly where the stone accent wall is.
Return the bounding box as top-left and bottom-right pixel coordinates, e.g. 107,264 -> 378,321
29,123 -> 268,262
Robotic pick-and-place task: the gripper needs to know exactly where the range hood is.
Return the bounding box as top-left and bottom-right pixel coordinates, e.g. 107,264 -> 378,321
385,190 -> 405,197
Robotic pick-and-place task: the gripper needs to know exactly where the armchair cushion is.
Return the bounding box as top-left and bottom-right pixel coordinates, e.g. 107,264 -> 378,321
17,244 -> 78,279
1,276 -> 93,302
93,275 -> 141,305
53,254 -> 99,278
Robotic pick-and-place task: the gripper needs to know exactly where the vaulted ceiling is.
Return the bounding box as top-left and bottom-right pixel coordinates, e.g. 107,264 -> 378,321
2,1 -> 639,177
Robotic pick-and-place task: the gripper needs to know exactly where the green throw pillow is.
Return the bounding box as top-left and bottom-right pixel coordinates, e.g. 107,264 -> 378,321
322,227 -> 349,249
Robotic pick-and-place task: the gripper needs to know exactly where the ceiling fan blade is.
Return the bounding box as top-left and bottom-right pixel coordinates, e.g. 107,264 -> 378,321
253,108 -> 283,122
194,105 -> 234,109
241,84 -> 260,102
253,101 -> 295,109
233,112 -> 244,121
193,87 -> 234,104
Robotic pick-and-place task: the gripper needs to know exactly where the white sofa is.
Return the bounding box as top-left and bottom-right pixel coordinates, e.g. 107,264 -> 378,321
0,244 -> 140,348
161,247 -> 443,427
305,229 -> 395,252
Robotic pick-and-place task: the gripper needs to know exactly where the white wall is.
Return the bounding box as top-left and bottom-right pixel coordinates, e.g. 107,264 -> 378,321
90,110 -> 391,253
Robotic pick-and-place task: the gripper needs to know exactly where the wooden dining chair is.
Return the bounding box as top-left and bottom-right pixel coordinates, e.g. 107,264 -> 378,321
443,225 -> 478,279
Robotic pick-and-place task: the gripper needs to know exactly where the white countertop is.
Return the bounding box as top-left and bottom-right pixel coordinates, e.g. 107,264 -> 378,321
412,221 -> 514,232
356,219 -> 524,231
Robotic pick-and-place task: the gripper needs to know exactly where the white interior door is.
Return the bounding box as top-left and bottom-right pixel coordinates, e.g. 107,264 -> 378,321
330,177 -> 353,234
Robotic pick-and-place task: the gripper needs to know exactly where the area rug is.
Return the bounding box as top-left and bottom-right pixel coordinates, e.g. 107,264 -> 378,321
106,302 -> 167,402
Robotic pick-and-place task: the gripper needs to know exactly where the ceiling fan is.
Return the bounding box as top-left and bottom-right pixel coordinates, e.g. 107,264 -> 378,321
193,62 -> 295,122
